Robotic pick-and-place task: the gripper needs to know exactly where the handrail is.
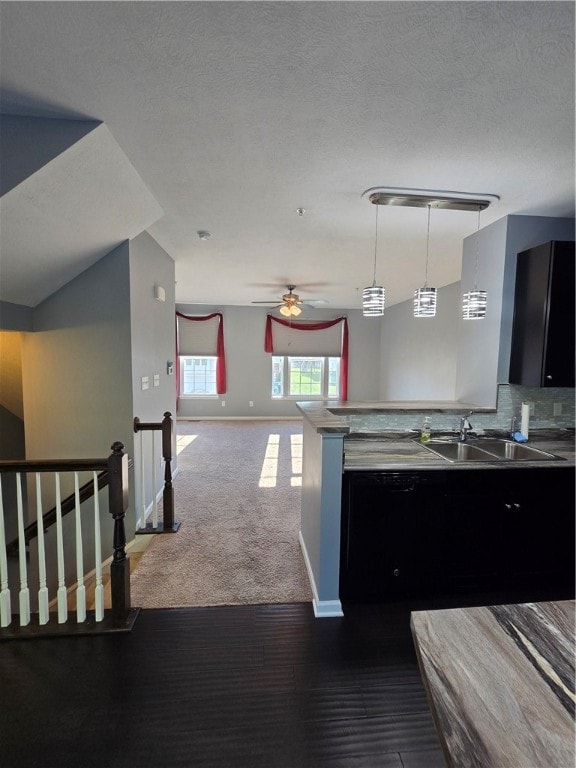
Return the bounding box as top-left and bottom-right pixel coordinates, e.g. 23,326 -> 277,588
0,459 -> 108,473
4,469 -> 110,557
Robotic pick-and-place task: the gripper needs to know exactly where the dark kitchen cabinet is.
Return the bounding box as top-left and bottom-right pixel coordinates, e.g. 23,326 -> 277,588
442,470 -> 504,592
509,240 -> 575,387
341,466 -> 575,604
340,471 -> 445,601
501,467 -> 575,587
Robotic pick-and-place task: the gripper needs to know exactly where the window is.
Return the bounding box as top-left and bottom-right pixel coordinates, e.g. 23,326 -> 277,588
180,356 -> 218,396
272,356 -> 340,399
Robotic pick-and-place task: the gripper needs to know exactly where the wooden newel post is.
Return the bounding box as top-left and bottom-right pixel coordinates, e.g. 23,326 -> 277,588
108,441 -> 130,625
161,412 -> 175,530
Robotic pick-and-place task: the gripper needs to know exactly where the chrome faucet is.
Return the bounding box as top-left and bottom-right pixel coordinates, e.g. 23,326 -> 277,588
459,415 -> 472,442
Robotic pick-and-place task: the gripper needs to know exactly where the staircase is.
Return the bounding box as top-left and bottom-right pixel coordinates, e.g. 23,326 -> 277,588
0,441 -> 138,639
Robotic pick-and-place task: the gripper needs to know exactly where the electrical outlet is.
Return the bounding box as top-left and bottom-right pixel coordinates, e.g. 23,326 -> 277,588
249,401 -> 254,407
553,402 -> 563,416
221,400 -> 226,407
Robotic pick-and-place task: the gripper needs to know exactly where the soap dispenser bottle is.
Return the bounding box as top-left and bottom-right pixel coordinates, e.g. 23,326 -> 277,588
420,416 -> 431,444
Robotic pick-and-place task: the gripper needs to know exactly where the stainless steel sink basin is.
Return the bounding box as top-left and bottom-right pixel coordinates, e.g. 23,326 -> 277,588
417,438 -> 564,462
419,441 -> 497,462
475,440 -> 562,461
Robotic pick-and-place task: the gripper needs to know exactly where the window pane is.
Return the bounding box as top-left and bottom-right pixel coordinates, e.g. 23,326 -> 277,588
328,357 -> 341,398
180,356 -> 217,395
289,357 -> 323,396
271,356 -> 283,397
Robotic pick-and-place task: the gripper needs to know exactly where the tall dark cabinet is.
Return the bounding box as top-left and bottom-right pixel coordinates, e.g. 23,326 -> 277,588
509,240 -> 575,387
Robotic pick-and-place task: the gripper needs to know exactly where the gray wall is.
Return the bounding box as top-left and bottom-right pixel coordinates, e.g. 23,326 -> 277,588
176,305 -> 382,418
20,241 -> 133,595
456,214 -> 575,407
0,301 -> 34,331
23,241 -> 134,462
379,282 -> 460,401
129,232 -> 177,523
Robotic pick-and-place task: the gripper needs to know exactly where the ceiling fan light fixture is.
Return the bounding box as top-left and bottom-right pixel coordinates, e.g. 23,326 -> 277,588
279,303 -> 302,317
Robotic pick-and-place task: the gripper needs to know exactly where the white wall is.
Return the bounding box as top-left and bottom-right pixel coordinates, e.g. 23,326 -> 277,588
379,282 -> 460,401
176,305 -> 382,418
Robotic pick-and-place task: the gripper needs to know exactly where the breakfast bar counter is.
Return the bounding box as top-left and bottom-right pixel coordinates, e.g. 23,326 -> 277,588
410,600 -> 575,768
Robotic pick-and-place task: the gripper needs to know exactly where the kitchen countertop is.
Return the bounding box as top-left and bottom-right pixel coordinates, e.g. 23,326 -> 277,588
342,430 -> 575,471
411,600 -> 575,768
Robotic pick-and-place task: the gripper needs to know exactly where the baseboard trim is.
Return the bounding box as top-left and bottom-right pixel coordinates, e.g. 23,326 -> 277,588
298,531 -> 343,618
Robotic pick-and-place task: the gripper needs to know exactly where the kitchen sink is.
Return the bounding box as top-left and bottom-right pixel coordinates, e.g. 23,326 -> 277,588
474,440 -> 563,461
417,439 -> 564,462
419,441 -> 497,462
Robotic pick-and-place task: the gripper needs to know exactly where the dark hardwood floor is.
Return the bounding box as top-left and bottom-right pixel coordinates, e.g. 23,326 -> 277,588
0,602 -> 446,768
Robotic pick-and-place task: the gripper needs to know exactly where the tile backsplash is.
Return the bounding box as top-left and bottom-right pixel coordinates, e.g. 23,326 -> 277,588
344,385 -> 575,434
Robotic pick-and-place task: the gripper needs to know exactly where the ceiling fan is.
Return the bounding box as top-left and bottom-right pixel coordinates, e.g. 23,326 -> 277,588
251,285 -> 327,316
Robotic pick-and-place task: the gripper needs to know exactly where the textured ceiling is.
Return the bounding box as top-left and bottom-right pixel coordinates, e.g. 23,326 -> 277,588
1,1 -> 574,310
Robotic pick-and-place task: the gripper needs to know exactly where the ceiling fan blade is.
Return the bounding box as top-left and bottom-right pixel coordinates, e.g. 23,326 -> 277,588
251,300 -> 282,304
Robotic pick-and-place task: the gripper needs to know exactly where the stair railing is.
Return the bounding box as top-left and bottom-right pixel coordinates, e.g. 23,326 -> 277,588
0,441 -> 137,637
133,411 -> 180,534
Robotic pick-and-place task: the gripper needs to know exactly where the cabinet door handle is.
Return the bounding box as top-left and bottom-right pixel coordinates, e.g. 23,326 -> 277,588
393,569 -> 400,577
513,502 -> 521,509
505,503 -> 512,509
546,374 -> 553,380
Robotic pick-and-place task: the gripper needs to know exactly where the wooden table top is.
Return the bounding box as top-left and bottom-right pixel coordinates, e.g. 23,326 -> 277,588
411,600 -> 575,768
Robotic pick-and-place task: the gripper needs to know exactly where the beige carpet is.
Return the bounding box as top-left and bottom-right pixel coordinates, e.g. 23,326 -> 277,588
130,419 -> 313,608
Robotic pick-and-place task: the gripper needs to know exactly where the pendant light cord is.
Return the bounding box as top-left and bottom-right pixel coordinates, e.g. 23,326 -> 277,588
473,205 -> 481,290
372,203 -> 379,286
424,204 -> 432,287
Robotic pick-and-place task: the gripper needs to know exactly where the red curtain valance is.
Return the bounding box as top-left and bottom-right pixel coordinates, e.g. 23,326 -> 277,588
264,314 -> 349,401
176,311 -> 226,395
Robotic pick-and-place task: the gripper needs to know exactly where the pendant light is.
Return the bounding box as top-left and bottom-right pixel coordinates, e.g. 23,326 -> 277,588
462,207 -> 487,319
414,204 -> 437,317
363,202 -> 385,316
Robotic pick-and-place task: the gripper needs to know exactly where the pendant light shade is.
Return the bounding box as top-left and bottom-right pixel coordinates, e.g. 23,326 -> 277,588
414,204 -> 437,318
462,289 -> 487,319
462,207 -> 487,320
363,285 -> 386,316
414,286 -> 437,317
363,202 -> 385,317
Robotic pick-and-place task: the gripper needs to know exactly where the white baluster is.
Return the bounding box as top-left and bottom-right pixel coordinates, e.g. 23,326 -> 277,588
74,473 -> 86,623
16,473 -> 30,626
139,431 -> 146,529
35,474 -> 49,625
93,472 -> 104,622
0,475 -> 12,627
55,474 -> 68,623
152,433 -> 158,529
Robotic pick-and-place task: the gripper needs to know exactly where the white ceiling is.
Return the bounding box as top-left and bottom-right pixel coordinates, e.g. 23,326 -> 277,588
1,1 -> 574,310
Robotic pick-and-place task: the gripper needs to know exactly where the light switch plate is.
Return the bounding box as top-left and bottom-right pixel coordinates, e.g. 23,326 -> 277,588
141,376 -> 149,390
153,374 -> 160,388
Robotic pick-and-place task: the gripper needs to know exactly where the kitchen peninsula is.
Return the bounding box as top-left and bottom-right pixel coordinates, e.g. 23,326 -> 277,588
411,600 -> 575,768
297,401 -> 575,617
